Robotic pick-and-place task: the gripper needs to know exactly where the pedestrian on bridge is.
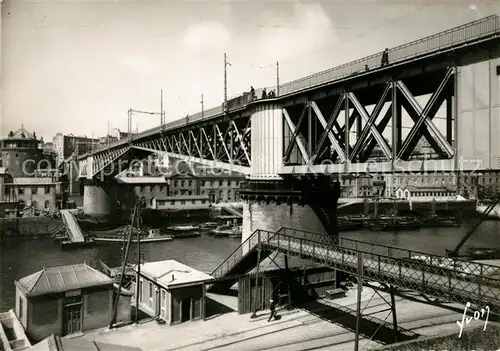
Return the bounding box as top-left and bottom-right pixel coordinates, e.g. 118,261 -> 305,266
250,86 -> 256,100
261,88 -> 267,99
381,48 -> 389,66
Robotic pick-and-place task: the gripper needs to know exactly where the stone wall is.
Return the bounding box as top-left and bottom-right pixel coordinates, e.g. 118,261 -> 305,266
374,324 -> 500,350
0,217 -> 63,239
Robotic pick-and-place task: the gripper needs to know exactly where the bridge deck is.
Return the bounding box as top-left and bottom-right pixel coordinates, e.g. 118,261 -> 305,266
60,210 -> 85,243
211,227 -> 500,311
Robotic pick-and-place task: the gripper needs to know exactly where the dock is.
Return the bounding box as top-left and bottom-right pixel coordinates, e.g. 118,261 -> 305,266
60,210 -> 88,247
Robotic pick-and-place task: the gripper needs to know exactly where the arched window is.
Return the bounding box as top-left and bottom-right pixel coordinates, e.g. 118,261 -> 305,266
44,200 -> 50,209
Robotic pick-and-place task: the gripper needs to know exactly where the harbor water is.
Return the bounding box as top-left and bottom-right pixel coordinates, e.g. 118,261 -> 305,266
1,218 -> 499,311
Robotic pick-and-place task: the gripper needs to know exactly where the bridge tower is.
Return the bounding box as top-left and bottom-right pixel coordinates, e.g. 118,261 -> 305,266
240,102 -> 341,243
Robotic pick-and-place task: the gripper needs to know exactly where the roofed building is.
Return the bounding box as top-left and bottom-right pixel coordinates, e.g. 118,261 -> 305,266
14,263 -> 115,342
131,260 -> 213,325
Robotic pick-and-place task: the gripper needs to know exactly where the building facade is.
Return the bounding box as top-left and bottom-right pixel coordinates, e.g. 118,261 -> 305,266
167,167 -> 245,204
52,133 -> 100,166
1,127 -> 55,178
151,195 -> 210,210
14,264 -> 114,342
132,260 -> 212,325
4,177 -> 57,211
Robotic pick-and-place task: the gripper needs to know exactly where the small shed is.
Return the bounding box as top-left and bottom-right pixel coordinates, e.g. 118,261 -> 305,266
14,263 -> 114,342
133,260 -> 213,325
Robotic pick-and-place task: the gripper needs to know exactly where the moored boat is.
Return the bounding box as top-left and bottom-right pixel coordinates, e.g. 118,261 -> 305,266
228,226 -> 243,238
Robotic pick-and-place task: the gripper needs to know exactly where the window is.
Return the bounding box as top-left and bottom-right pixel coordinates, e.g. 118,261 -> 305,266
214,181 -> 219,187
174,181 -> 178,187
181,180 -> 185,187
19,297 -> 23,320
206,181 -> 211,187
201,199 -> 206,204
192,200 -> 195,204
171,201 -> 175,205
18,188 -> 24,195
181,200 -> 185,205
497,65 -> 500,76
200,180 -> 205,186
188,180 -> 192,186
188,191 -> 192,195
45,186 -> 51,194
31,187 -> 37,195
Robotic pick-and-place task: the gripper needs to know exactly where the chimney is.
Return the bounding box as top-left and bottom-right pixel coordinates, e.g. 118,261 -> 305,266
171,274 -> 175,281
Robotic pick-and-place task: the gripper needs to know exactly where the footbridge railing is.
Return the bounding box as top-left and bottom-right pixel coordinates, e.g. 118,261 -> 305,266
211,229 -> 275,279
267,228 -> 500,310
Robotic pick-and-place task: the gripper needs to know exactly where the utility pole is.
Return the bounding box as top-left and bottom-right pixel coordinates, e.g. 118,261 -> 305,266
201,94 -> 204,118
160,89 -> 164,130
107,122 -> 110,148
128,109 -> 132,145
276,61 -> 280,96
224,53 -> 231,113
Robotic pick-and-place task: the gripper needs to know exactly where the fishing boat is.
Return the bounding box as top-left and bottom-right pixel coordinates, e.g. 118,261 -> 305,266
369,217 -> 421,231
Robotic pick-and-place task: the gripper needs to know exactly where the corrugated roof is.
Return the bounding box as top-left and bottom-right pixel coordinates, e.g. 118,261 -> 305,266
16,263 -> 113,297
135,260 -> 213,288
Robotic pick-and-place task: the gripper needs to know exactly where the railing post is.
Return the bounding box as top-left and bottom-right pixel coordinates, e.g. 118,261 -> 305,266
378,255 -> 381,274
257,230 -> 261,247
288,235 -> 291,252
422,264 -> 425,285
479,265 -> 483,297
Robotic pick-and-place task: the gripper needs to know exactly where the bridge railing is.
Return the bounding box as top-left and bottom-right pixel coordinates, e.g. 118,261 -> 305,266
211,229 -> 275,279
270,228 -> 500,307
278,15 -> 500,96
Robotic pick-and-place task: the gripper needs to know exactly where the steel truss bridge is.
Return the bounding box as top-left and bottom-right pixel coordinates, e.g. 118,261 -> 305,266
209,227 -> 500,316
77,16 -> 500,179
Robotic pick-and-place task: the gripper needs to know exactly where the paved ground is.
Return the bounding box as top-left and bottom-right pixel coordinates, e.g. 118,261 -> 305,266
79,286 -> 491,351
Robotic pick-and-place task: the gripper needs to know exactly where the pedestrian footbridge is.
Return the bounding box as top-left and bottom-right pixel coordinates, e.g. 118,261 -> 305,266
210,227 -> 500,313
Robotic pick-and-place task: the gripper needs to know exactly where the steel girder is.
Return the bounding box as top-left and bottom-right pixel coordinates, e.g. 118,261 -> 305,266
131,117 -> 251,174
78,144 -> 132,179
282,67 -> 456,168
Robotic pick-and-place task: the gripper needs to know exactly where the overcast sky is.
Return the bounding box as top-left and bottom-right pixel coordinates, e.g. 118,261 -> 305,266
1,0 -> 499,141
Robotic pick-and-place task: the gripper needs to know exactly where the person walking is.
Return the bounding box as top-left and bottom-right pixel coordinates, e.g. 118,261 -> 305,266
268,299 -> 277,322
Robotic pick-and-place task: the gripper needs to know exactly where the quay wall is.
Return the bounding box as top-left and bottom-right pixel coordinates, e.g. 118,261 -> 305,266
0,217 -> 63,239
337,199 -> 477,216
374,324 -> 500,350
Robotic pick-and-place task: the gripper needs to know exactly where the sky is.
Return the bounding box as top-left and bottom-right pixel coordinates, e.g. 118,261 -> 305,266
1,0 -> 499,142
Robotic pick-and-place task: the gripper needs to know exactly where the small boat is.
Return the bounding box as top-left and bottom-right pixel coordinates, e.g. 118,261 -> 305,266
228,226 -> 243,238
170,225 -> 199,232
212,225 -> 237,237
466,247 -> 500,259
199,222 -> 219,233
369,218 -> 421,231
61,237 -> 95,249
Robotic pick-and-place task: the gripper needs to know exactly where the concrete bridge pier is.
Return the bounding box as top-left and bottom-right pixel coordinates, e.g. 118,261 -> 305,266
82,179 -> 116,217
240,102 -> 341,243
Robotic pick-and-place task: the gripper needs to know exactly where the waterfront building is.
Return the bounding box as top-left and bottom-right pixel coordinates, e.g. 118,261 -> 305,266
132,260 -> 212,324
151,195 -> 209,210
1,127 -> 55,178
338,173 -> 385,198
14,263 -> 115,342
52,133 -> 100,166
394,186 -> 457,201
4,177 -> 57,212
116,176 -> 169,209
166,166 -> 244,204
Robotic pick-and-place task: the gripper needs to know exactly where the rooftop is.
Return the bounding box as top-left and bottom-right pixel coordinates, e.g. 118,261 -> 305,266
135,260 -> 213,288
15,263 -> 113,297
155,195 -> 209,201
116,176 -> 167,184
5,126 -> 37,140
